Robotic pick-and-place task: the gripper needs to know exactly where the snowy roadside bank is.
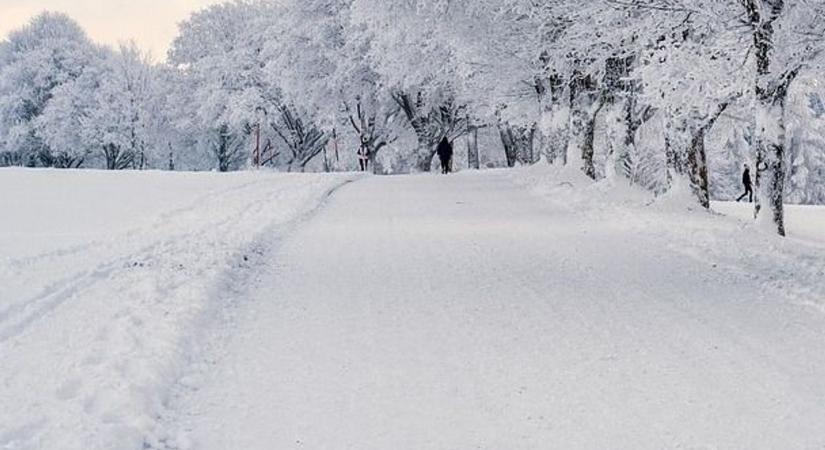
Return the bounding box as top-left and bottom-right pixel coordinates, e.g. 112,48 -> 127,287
0,168 -> 356,450
507,164 -> 825,312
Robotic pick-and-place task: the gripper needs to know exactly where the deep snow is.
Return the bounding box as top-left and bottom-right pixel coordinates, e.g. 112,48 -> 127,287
713,201 -> 825,246
2,166 -> 825,449
0,168 -> 355,449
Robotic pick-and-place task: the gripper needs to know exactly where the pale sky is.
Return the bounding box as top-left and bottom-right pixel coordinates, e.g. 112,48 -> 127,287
0,0 -> 223,61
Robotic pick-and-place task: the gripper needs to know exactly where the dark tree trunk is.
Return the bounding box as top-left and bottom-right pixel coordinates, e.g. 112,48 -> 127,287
687,127 -> 711,208
581,96 -> 607,180
271,107 -> 328,173
346,100 -> 393,174
498,125 -> 518,168
0,151 -> 24,167
497,123 -> 534,168
217,126 -> 231,173
414,138 -> 438,172
669,99 -> 734,208
104,143 -> 134,170
466,126 -> 479,170
617,95 -> 656,181
566,72 -> 602,177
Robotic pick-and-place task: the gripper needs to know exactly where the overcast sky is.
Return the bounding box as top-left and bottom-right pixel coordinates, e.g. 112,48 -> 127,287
0,0 -> 223,61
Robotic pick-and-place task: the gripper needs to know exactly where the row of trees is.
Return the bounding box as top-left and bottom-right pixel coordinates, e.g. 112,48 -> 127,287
1,1 -> 824,234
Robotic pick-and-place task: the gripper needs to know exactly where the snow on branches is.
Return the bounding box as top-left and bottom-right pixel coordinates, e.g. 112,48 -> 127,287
1,1 -> 824,229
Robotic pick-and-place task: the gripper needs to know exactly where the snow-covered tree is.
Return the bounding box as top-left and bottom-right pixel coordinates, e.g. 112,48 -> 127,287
0,12 -> 98,167
34,57 -> 102,169
262,0 -> 400,172
83,43 -> 158,170
350,0 -> 472,171
3,0 -> 825,219
786,86 -> 825,204
636,0 -> 825,231
736,0 -> 825,234
636,10 -> 748,207
168,1 -> 274,172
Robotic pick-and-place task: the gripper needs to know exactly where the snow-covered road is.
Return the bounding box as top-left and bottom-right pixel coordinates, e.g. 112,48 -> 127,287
166,171 -> 825,449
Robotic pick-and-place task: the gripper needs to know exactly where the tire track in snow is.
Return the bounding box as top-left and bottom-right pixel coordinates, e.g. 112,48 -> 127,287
0,174 -> 358,450
144,178 -> 358,449
0,178 -> 293,344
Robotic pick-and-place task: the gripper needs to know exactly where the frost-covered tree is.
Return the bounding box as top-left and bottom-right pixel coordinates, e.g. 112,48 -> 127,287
168,1 -> 274,172
637,11 -> 747,207
0,12 -> 98,167
786,87 -> 825,204
270,107 -> 329,172
84,43 -> 158,170
34,53 -> 104,169
635,0 -> 825,231
2,0 -> 824,217
262,0 -> 400,172
351,0 -> 471,171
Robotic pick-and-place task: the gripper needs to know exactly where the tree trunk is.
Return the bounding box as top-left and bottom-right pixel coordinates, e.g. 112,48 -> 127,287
535,73 -> 568,164
664,114 -> 686,186
744,0 -> 788,235
369,147 -> 379,174
566,103 -> 586,172
519,125 -> 537,165
414,137 -> 436,172
565,74 -> 599,175
670,99 -> 733,208
543,109 -> 569,165
467,127 -> 479,170
391,91 -> 467,173
498,125 -> 517,168
753,70 -> 797,236
754,98 -> 788,235
616,97 -> 655,181
687,127 -> 710,208
581,97 -> 606,180
497,123 -> 534,168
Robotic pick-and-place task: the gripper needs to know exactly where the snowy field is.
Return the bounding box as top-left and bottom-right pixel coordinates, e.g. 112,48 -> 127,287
2,166 -> 825,449
0,168 -> 354,449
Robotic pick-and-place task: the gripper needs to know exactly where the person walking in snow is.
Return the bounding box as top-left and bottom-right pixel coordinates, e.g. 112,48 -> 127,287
436,137 -> 454,174
737,164 -> 753,203
357,137 -> 370,172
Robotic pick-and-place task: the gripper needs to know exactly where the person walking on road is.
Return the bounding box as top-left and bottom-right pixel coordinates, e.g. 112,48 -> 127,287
737,164 -> 753,203
357,138 -> 370,172
436,137 -> 454,174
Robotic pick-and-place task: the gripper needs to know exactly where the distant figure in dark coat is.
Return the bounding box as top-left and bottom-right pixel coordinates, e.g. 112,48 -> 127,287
737,164 -> 753,202
357,137 -> 370,172
436,137 -> 453,174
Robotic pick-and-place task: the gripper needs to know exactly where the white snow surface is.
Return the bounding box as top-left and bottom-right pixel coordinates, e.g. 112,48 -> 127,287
713,201 -> 825,247
0,168 -> 355,449
3,166 -> 825,449
155,166 -> 825,449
